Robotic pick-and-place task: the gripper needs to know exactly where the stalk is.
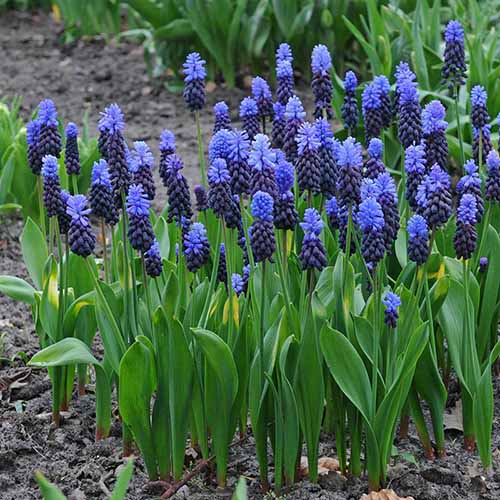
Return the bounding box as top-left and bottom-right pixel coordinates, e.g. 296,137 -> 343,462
473,202 -> 491,271
71,175 -> 78,195
222,221 -> 235,347
371,266 -> 380,412
141,254 -> 153,333
409,389 -> 435,459
100,218 -> 110,283
258,260 -> 267,489
454,90 -> 465,171
195,111 -> 207,186
37,176 -> 47,238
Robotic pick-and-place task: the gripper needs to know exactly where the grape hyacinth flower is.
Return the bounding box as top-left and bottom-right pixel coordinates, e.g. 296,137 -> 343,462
358,196 -> 386,266
183,222 -> 210,273
479,257 -> 488,273
165,154 -> 193,224
250,191 -> 276,263
342,71 -> 359,133
276,60 -> 294,106
471,85 -> 489,130
26,119 -> 42,175
362,83 -> 383,143
382,292 -> 401,328
407,214 -> 430,265
376,172 -> 400,251
249,134 -> 278,199
299,208 -> 327,271
64,123 -> 81,176
274,157 -> 298,231
454,194 -> 478,260
416,164 -> 452,229
213,243 -> 226,284
159,130 -> 176,187
89,159 -> 118,226
284,95 -> 306,163
276,42 -> 293,64
37,99 -> 62,159
404,143 -> 427,212
97,113 -> 110,160
311,44 -> 333,119
232,273 -> 246,296
338,202 -> 357,255
361,178 -> 381,201
209,129 -> 232,164
397,79 -> 422,149
130,141 -> 155,201
67,195 -> 96,257
336,137 -> 363,207
485,150 -> 500,204
315,118 -> 338,197
374,75 -> 392,128
295,122 -> 321,195
224,194 -> 243,231
422,100 -> 448,170
364,138 -> 386,179
271,102 -> 286,149
194,185 -> 208,212
42,155 -> 63,218
207,158 -> 233,219
394,61 -> 417,113
126,184 -> 155,253
183,52 -> 206,112
442,20 -> 466,91
240,97 -> 260,141
213,101 -> 231,133
473,125 -> 493,166
58,190 -> 72,235
227,129 -> 251,195
144,240 -> 163,278
98,104 -> 130,207
457,160 -> 484,221
325,196 -> 339,230
252,76 -> 273,122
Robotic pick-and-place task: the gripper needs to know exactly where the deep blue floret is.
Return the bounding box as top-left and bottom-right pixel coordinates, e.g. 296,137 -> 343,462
383,291 -> 401,328
442,20 -> 466,89
272,102 -> 286,148
362,83 -> 383,142
336,137 -> 363,206
325,196 -> 339,229
126,184 -> 155,252
99,103 -> 125,134
194,184 -> 208,212
37,99 -> 62,159
214,101 -> 231,133
486,150 -> 500,203
227,129 -> 251,195
275,157 -> 294,194
404,143 -> 427,211
144,240 -> 163,278
183,52 -> 206,111
299,208 -> 327,270
89,159 -> 117,225
454,193 -> 478,259
183,222 -> 210,273
159,129 -> 176,186
252,191 -> 274,221
64,123 -> 80,177
42,155 -> 63,218
342,72 -> 359,132
373,75 -> 392,127
165,154 -> 193,223
311,45 -> 333,119
252,76 -> 273,118
67,194 -> 95,257
276,60 -> 294,106
240,97 -> 260,141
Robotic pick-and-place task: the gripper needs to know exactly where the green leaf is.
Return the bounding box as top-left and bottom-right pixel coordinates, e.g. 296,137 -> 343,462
40,256 -> 59,342
35,471 -> 66,500
154,19 -> 194,40
109,459 -> 134,500
320,324 -> 372,423
0,275 -> 36,304
29,337 -> 99,367
232,477 -> 247,500
474,367 -> 493,469
119,336 -> 158,480
21,217 -> 48,290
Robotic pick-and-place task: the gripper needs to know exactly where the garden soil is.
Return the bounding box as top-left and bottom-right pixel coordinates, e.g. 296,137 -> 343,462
1,9 -> 500,500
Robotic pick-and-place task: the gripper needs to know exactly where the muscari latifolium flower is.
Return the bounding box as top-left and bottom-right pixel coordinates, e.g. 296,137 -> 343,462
341,71 -> 358,132
213,101 -> 231,133
295,121 -> 321,195
311,44 -> 333,119
159,129 -> 176,187
249,134 -> 278,199
274,156 -> 298,231
364,138 -> 385,180
130,141 -> 155,201
283,95 -> 306,164
126,184 -> 155,253
442,20 -> 466,91
183,222 -> 210,273
315,118 -> 338,197
240,97 -> 260,142
407,214 -> 430,266
64,122 -> 81,176
299,208 -> 327,271
89,159 -> 118,226
165,154 -> 193,224
67,194 -> 96,258
250,191 -> 276,263
453,193 -> 478,260
383,291 -> 401,328
183,52 -> 206,112
422,100 -> 448,171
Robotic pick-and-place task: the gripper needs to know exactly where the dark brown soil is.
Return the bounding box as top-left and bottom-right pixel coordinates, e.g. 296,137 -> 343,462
1,9 -> 500,500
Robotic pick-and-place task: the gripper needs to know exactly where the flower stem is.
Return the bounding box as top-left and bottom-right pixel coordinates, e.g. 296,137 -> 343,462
71,175 -> 79,195
454,90 -> 465,172
37,176 -> 47,239
100,218 -> 110,283
195,111 -> 207,187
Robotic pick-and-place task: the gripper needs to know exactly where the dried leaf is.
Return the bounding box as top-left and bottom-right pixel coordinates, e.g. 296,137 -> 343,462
300,456 -> 340,476
360,489 -> 415,500
443,400 -> 463,432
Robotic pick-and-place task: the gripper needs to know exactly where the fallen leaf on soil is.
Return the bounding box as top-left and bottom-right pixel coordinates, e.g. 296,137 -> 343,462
206,81 -> 217,93
360,489 -> 415,500
443,399 -> 463,432
300,456 -> 340,476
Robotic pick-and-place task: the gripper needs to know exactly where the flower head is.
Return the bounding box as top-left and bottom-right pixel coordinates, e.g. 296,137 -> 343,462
38,99 -> 58,127
126,184 -> 150,217
65,122 -> 78,139
251,191 -> 274,221
67,194 -> 91,223
376,172 -> 397,204
275,157 -> 294,194
325,197 -> 338,218
373,75 -> 390,95
183,52 -> 206,82
407,214 -> 428,240
314,118 -> 334,148
395,61 -> 416,85
240,97 -> 258,117
277,60 -> 293,78
487,149 -> 500,174
228,129 -> 250,163
300,208 -> 323,236
285,95 -> 306,121
91,159 -> 111,188
208,158 -> 231,185
184,223 -> 208,255
41,154 -> 59,179
311,44 -> 332,74
296,122 -> 320,155
405,143 -> 426,174
273,102 -> 286,121
26,119 -> 40,147
130,141 -> 154,172
209,129 -> 232,162
422,100 -> 447,135
276,43 -> 293,64
252,76 -> 272,101
383,291 -> 401,328
471,85 -> 487,108
337,137 -> 363,169
457,193 -> 478,225
249,134 -> 276,172
344,71 -> 358,93
358,197 -> 384,232
444,20 -> 464,44
399,79 -> 419,105
361,178 -> 381,201
99,103 -> 125,134
368,138 -> 383,159
362,83 -> 382,110
214,101 -> 229,118
160,129 -> 176,153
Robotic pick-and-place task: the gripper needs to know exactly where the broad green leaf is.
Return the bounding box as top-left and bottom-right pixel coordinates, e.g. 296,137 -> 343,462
474,367 -> 493,468
40,256 -> 59,342
29,337 -> 99,367
0,275 -> 36,304
109,459 -> 134,500
119,336 -> 158,480
21,217 -> 48,289
35,471 -> 66,500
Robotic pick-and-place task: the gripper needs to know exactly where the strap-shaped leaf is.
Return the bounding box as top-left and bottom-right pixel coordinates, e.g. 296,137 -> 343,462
21,217 -> 47,290
0,275 -> 36,304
